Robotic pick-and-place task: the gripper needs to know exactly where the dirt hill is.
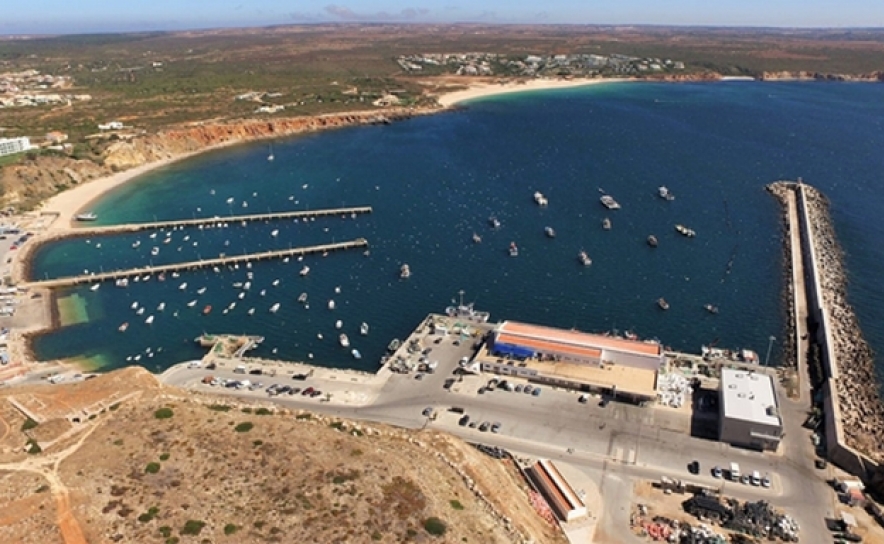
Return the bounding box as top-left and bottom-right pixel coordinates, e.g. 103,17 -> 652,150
0,368 -> 564,544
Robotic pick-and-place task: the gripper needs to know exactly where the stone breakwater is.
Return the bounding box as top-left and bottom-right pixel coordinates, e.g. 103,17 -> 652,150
765,183 -> 797,373
802,185 -> 884,461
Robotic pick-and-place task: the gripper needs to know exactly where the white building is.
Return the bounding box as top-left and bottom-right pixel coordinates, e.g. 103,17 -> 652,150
718,368 -> 783,451
0,137 -> 31,157
98,121 -> 123,131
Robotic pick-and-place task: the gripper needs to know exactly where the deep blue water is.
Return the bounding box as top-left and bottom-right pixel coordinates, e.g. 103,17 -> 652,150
29,82 -> 884,381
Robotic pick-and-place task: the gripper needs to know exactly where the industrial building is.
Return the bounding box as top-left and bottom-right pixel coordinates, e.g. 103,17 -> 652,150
477,321 -> 662,403
0,137 -> 31,157
527,459 -> 587,522
718,368 -> 783,451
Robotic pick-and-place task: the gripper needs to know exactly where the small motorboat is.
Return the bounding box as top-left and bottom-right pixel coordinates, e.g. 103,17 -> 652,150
328,299 -> 336,310
602,218 -> 612,230
544,226 -> 556,238
116,278 -> 129,288
472,233 -> 482,244
647,235 -> 658,248
178,282 -> 188,290
578,250 -> 592,266
360,322 -> 369,336
675,224 -> 696,237
658,186 -> 675,201
704,304 -> 719,314
488,216 -> 501,229
351,349 -> 362,359
187,300 -> 197,307
335,320 -> 343,329
145,315 -> 154,325
297,292 -> 308,303
202,305 -> 212,315
508,242 -> 519,257
157,302 -> 165,311
339,334 -> 350,348
118,322 -> 129,332
657,298 -> 670,310
90,283 -> 100,291
269,303 -> 280,313
400,264 -> 411,279
300,266 -> 310,277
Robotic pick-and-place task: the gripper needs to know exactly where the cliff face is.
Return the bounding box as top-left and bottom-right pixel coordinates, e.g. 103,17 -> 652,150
0,109 -> 420,210
759,70 -> 884,81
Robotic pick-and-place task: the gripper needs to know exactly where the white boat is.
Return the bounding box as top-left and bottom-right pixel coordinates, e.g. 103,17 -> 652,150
271,229 -> 279,237
360,322 -> 369,336
145,315 -> 154,325
602,218 -> 612,230
339,334 -> 350,348
334,286 -> 341,294
75,212 -> 98,221
351,349 -> 362,359
544,226 -> 555,238
400,264 -> 411,279
472,233 -> 482,244
267,145 -> 274,161
90,283 -> 100,291
131,301 -> 139,310
248,308 -> 255,315
197,287 -> 207,294
116,278 -> 129,288
238,292 -> 246,299
335,320 -> 343,329
187,300 -> 197,307
227,302 -> 236,310
260,289 -> 266,297
233,282 -> 243,288
272,279 -> 280,287
328,299 -> 336,310
269,302 -> 280,313
508,242 -> 518,257
151,247 -> 159,256
488,216 -> 501,229
243,281 -> 251,290
300,266 -> 310,276
533,191 -> 548,206
675,224 -> 696,237
178,282 -> 188,290
578,250 -> 592,266
298,292 -> 308,303
600,194 -> 621,210
150,232 -> 157,239
132,241 -> 141,248
658,186 -> 675,201
317,333 -> 323,340
136,307 -> 145,315
118,322 -> 128,332
157,302 -> 165,311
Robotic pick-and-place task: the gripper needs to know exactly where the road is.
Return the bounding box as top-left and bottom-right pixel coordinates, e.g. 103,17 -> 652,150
163,329 -> 834,544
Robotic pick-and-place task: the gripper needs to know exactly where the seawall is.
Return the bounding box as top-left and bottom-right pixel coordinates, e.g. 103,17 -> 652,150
773,180 -> 883,478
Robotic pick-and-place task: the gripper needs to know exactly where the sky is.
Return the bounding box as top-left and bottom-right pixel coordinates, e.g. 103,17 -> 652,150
2,0 -> 882,35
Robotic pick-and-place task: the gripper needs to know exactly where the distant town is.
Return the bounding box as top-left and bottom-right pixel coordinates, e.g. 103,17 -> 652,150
397,52 -> 686,77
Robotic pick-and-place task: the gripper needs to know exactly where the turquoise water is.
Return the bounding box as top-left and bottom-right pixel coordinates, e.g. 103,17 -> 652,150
30,82 -> 884,380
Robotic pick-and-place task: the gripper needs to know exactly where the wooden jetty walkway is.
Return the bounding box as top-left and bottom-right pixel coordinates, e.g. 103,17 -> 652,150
26,239 -> 369,289
71,206 -> 372,236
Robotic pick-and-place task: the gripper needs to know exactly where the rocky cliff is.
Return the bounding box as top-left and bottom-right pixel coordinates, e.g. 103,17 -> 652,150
0,109 -> 422,210
759,70 -> 884,82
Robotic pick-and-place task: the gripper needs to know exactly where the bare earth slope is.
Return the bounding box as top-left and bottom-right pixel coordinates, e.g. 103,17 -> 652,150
0,368 -> 563,544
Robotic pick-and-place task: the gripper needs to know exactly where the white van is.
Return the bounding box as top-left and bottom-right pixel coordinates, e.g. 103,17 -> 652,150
729,462 -> 741,481
750,470 -> 761,486
233,364 -> 246,374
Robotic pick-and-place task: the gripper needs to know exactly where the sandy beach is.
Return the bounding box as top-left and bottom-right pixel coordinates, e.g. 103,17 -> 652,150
435,77 -> 632,108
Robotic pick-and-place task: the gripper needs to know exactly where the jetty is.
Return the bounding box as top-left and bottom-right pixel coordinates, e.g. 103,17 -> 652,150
70,206 -> 373,236
25,239 -> 369,289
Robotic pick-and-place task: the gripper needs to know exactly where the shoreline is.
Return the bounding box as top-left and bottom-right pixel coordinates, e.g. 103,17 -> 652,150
435,77 -> 633,108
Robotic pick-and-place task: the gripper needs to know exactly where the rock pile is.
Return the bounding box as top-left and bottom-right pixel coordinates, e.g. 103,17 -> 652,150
802,185 -> 884,461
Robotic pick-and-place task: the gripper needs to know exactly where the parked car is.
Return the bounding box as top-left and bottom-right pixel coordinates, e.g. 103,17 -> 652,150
491,422 -> 501,433
458,415 -> 470,426
761,474 -> 771,488
415,373 -> 425,381
688,460 -> 700,474
479,421 -> 490,432
711,466 -> 723,479
422,407 -> 433,417
578,394 -> 589,403
302,387 -> 315,396
524,385 -> 533,394
310,390 -> 322,397
515,385 -> 523,393
532,387 -> 541,396
740,474 -> 751,485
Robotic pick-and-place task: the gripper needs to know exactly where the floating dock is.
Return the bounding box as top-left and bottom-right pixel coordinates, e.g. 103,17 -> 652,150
25,238 -> 369,289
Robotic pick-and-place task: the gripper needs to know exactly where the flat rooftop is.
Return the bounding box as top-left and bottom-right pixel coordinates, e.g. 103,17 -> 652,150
497,321 -> 662,357
720,368 -> 781,426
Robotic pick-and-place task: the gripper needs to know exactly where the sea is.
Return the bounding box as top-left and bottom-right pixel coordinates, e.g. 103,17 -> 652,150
29,81 -> 884,385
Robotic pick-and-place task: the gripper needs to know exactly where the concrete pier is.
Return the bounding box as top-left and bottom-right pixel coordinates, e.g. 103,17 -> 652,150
24,238 -> 369,289
71,206 -> 372,236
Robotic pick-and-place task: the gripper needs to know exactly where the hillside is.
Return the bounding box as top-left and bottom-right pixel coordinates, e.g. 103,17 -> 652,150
0,368 -> 564,543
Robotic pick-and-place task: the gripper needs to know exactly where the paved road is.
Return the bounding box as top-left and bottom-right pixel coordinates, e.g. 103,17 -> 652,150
163,339 -> 833,543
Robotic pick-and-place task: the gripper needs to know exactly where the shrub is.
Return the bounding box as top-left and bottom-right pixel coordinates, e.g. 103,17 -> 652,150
138,506 -> 160,523
158,526 -> 172,538
208,404 -> 231,412
252,440 -> 263,447
241,407 -> 252,414
295,413 -> 312,420
165,538 -> 179,544
154,408 -> 174,420
159,453 -> 170,461
424,517 -> 447,537
255,407 -> 272,416
35,484 -> 49,493
113,439 -> 124,446
329,421 -> 346,431
145,462 -> 161,474
371,532 -> 382,541
109,403 -> 120,411
234,422 -> 253,433
180,520 -> 206,536
223,524 -> 239,535
26,440 -> 41,454
21,418 -> 39,431
449,499 -> 464,510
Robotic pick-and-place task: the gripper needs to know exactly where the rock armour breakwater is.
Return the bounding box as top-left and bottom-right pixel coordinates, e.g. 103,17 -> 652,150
800,184 -> 884,462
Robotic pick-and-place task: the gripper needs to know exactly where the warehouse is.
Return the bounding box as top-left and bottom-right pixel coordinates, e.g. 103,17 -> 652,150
718,368 -> 783,451
527,459 -> 587,522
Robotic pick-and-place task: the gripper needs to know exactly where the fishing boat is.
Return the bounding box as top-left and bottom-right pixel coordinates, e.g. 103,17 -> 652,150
400,264 -> 411,279
187,300 -> 197,307
339,334 -> 350,348
243,281 -> 251,290
335,320 -> 343,329
178,282 -> 188,290
150,232 -> 157,239
544,226 -> 556,238
602,217 -> 612,230
704,304 -> 720,314
203,305 -> 212,315
387,338 -> 401,352
157,273 -> 166,281
90,283 -> 100,291
136,307 -> 145,315
118,322 -> 129,332
233,282 -> 243,288
360,322 -> 369,336
647,235 -> 658,248
269,303 -> 280,313
157,302 -> 165,311
300,266 -> 310,277
238,292 -> 246,299
657,298 -> 670,310
197,287 -> 207,294
351,349 -> 362,359
578,250 -> 592,266
472,233 -> 482,244
328,299 -> 336,310
317,333 -> 324,340
116,278 -> 129,288
145,315 -> 154,325
675,224 -> 696,237
271,229 -> 279,237
75,212 -> 98,222
445,290 -> 491,323
600,194 -> 621,210
533,191 -> 548,206
297,292 -> 308,303
272,279 -> 280,287
508,242 -> 519,257
658,186 -> 675,201
488,216 -> 501,229
132,241 -> 141,249
334,286 -> 341,294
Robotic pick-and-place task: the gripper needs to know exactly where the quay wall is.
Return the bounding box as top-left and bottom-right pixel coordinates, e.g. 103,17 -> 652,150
793,182 -> 881,478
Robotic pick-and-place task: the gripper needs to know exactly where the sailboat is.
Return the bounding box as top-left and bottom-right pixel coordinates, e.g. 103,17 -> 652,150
267,144 -> 274,161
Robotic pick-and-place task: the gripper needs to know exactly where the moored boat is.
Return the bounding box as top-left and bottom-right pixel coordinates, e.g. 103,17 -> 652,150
400,264 -> 411,279
75,212 -> 98,222
472,233 -> 482,244
328,299 -> 336,310
578,250 -> 592,266
335,320 -> 343,329
675,224 -> 696,237
658,186 -> 675,201
351,349 -> 362,359
116,278 -> 129,288
647,235 -> 658,247
297,292 -> 308,303
269,302 -> 280,313
533,191 -> 548,206
488,216 -> 501,229
600,195 -> 621,210
202,305 -> 212,315
445,290 -> 490,323
602,217 -> 612,230
118,322 -> 128,332
90,283 -> 100,291
508,242 -> 518,257
178,282 -> 188,290
360,322 -> 369,335
657,298 -> 670,310
145,315 -> 154,325
544,226 -> 555,238
387,338 -> 401,353
300,265 -> 310,276
339,334 -> 350,348
704,303 -> 719,314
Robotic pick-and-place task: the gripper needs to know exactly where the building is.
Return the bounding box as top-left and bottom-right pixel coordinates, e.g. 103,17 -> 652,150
0,137 -> 31,157
718,368 -> 783,451
45,131 -> 68,144
477,321 -> 662,403
528,459 -> 587,521
98,121 -> 123,131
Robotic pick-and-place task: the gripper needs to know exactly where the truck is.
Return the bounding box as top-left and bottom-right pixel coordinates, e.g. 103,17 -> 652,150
201,375 -> 214,384
729,462 -> 741,481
